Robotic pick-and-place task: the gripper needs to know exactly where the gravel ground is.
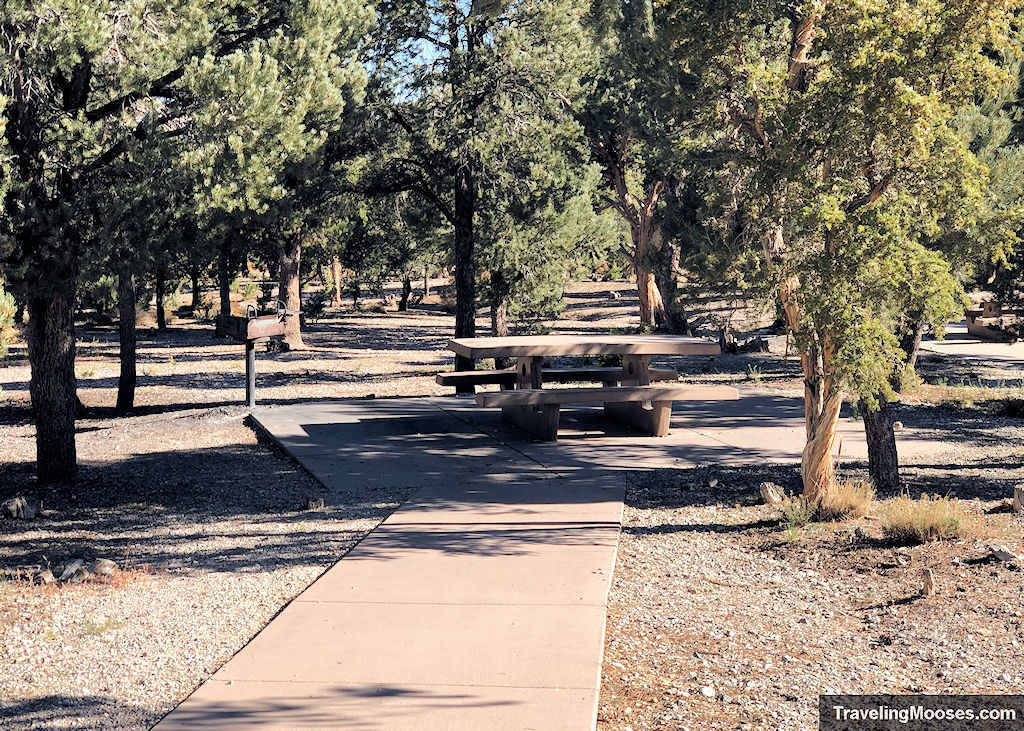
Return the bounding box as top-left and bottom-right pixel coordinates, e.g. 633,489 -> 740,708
2,280 -> 1023,730
0,408 -> 411,729
598,443 -> 1024,730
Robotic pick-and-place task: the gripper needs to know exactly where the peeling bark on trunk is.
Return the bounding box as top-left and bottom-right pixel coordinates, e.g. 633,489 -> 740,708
801,387 -> 842,503
331,256 -> 343,308
769,225 -> 843,502
27,291 -> 78,483
453,156 -> 477,384
398,274 -> 412,312
278,233 -> 306,351
218,238 -> 232,317
757,9 -> 834,502
116,265 -> 137,412
155,264 -> 166,331
636,265 -> 665,328
597,135 -> 668,329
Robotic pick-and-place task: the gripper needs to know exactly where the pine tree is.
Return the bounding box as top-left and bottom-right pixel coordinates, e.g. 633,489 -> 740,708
0,0 -> 371,481
367,0 -> 602,370
179,0 -> 372,349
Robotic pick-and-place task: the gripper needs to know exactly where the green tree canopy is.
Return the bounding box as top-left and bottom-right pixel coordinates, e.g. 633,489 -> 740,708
662,0 -> 1021,498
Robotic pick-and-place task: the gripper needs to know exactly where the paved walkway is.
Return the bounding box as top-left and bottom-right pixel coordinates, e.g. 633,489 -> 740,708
156,391 -> 958,729
921,323 -> 1024,370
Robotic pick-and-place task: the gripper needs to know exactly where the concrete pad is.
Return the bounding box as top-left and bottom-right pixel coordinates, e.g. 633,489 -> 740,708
296,537 -> 615,605
920,323 -> 1024,369
385,479 -> 624,525
669,390 -> 957,462
155,680 -> 597,730
213,601 -> 608,690
162,388 -> 963,731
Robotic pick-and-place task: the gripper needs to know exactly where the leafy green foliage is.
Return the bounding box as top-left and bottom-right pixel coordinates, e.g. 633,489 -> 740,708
662,0 -> 1020,398
365,0 -> 613,329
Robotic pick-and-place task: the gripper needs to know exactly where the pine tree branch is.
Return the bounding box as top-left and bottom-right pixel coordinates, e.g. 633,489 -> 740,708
83,16 -> 286,123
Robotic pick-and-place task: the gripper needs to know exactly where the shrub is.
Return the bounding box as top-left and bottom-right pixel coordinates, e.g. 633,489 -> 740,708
779,495 -> 817,529
304,291 -> 329,323
817,479 -> 875,522
881,494 -> 970,545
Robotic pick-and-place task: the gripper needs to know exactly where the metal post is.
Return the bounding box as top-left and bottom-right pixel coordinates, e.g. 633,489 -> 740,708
245,340 -> 256,407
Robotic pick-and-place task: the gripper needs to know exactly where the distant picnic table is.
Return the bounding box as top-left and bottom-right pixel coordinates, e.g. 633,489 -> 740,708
439,334 -> 739,440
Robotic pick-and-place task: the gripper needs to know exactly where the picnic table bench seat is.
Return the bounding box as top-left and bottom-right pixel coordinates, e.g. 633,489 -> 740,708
436,366 -> 679,388
478,384 -> 739,440
442,334 -> 734,440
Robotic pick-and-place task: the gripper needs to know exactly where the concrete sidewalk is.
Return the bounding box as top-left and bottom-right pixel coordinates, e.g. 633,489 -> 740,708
156,392 -> 959,730
156,399 -> 623,730
921,322 -> 1024,370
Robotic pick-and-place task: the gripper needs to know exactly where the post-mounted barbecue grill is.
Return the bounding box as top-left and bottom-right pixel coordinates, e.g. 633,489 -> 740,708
215,303 -> 287,407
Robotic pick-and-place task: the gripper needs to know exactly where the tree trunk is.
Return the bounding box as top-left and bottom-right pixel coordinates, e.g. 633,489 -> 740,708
26,291 -> 78,483
860,315 -> 924,494
190,267 -> 201,311
424,265 -> 430,298
155,263 -> 166,331
117,265 -> 137,411
898,315 -> 927,389
218,238 -> 232,317
331,256 -> 343,308
636,266 -> 665,328
769,227 -> 843,503
631,221 -> 666,328
490,273 -> 511,369
656,234 -> 691,335
801,385 -> 842,503
861,394 -> 899,493
278,233 -> 305,350
453,155 -> 477,381
398,274 -> 412,312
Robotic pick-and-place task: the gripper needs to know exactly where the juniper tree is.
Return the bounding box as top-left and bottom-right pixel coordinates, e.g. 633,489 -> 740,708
663,0 -> 1020,500
479,155 -> 617,338
583,0 -> 697,330
858,75 -> 1024,492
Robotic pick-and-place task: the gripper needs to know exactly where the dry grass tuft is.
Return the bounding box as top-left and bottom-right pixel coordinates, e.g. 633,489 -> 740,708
778,479 -> 875,529
817,479 -> 875,522
880,493 -> 971,545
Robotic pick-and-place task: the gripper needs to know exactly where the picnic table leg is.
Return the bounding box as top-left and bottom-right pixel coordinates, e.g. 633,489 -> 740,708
605,354 -> 672,436
454,354 -> 476,395
500,356 -> 559,440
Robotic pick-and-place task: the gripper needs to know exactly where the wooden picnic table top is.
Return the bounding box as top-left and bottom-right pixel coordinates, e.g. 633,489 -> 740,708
447,334 -> 721,359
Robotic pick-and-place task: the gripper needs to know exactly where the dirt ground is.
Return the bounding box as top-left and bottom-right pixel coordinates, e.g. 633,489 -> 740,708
2,279 -> 1024,730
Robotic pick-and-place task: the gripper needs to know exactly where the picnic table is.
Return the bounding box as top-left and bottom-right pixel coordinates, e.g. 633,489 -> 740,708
439,334 -> 739,440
